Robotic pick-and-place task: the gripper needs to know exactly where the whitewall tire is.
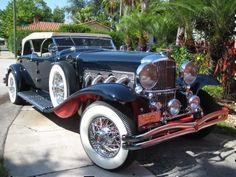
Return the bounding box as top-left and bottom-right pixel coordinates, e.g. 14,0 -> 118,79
49,64 -> 69,107
80,101 -> 135,170
7,72 -> 22,104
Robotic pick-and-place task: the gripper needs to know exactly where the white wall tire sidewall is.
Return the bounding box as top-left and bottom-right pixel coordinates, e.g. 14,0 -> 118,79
49,64 -> 68,107
80,104 -> 129,170
8,72 -> 17,103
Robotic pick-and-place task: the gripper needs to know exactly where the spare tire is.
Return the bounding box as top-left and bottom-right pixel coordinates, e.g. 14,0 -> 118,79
49,62 -> 77,107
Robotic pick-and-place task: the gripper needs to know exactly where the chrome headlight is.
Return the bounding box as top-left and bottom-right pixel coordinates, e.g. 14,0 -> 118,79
188,95 -> 200,111
137,63 -> 158,89
167,99 -> 181,116
180,61 -> 197,85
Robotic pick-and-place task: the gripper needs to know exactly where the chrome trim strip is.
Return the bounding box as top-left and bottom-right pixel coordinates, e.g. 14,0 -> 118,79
141,54 -> 169,64
122,108 -> 228,150
144,88 -> 177,93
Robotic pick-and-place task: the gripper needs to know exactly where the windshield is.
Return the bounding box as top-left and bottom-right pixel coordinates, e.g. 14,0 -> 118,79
54,37 -> 115,51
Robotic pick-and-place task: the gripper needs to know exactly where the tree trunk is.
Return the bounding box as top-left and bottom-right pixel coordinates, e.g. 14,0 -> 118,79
176,26 -> 185,46
119,0 -> 123,16
138,34 -> 146,51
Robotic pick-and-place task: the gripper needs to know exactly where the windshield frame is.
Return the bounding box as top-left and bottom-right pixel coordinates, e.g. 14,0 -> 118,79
52,36 -> 116,51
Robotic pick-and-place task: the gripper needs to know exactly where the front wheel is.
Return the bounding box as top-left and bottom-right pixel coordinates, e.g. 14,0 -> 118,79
80,101 -> 135,170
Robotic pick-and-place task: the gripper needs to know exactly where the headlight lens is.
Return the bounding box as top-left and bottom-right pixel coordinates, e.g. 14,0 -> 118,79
167,99 -> 181,116
188,95 -> 200,111
137,63 -> 158,89
180,61 -> 197,85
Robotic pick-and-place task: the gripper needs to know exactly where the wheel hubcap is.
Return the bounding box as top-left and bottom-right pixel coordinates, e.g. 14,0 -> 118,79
52,72 -> 65,105
89,117 -> 121,158
8,74 -> 16,101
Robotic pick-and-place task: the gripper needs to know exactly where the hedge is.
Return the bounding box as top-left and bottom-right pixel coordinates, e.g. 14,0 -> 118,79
7,30 -> 37,54
58,24 -> 91,33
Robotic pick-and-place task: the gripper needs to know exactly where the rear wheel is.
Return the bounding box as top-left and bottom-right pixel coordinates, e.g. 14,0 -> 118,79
7,72 -> 23,104
80,101 -> 135,170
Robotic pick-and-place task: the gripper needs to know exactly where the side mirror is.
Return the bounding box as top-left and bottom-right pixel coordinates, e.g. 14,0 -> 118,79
48,43 -> 57,54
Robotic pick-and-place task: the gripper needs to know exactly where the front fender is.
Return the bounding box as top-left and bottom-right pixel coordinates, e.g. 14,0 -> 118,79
53,83 -> 137,118
177,74 -> 219,94
191,74 -> 219,94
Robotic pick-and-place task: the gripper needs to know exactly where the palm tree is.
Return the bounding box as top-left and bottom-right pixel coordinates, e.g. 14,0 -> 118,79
117,8 -> 154,50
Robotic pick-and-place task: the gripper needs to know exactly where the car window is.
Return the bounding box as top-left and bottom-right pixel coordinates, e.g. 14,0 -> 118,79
23,41 -> 32,55
72,38 -> 113,49
31,39 -> 44,52
41,38 -> 53,58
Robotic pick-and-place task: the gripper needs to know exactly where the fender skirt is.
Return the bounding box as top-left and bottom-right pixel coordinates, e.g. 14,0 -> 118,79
53,83 -> 137,118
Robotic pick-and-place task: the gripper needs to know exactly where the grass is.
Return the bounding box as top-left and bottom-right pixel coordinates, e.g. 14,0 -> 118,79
215,122 -> 236,136
0,164 -> 8,177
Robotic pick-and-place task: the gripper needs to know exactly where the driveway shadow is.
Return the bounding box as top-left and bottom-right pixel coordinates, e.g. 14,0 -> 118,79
135,133 -> 236,177
42,112 -> 81,134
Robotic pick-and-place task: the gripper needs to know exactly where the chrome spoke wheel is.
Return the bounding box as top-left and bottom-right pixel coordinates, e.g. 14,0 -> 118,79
89,117 -> 121,158
52,72 -> 65,105
8,72 -> 17,103
49,64 -> 69,107
80,101 -> 135,170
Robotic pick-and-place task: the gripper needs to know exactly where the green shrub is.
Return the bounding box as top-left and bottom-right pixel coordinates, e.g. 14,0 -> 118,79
170,46 -> 192,73
192,53 -> 210,74
0,164 -> 8,177
202,85 -> 224,100
91,30 -> 125,49
170,46 -> 210,74
58,24 -> 91,33
106,31 -> 124,49
8,30 -> 35,54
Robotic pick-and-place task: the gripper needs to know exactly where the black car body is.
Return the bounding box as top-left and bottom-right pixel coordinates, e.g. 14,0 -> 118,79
5,32 -> 228,170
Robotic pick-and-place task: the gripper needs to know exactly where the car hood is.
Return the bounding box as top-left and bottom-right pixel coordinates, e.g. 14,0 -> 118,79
76,50 -> 168,72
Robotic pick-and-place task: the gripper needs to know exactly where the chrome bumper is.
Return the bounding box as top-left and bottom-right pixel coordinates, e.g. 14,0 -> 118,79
122,108 -> 228,150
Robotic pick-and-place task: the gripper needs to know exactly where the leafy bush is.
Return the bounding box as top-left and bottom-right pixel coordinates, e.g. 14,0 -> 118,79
192,53 -> 210,74
7,30 -> 37,54
58,24 -> 91,33
0,164 -> 8,177
170,46 -> 210,74
170,46 -> 192,73
91,30 -> 125,49
202,85 -> 224,100
106,31 -> 124,49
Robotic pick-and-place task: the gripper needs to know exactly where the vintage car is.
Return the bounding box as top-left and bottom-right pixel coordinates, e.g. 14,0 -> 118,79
4,32 -> 228,170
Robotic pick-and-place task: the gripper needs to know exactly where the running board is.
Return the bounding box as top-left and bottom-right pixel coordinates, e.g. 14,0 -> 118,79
18,91 -> 53,113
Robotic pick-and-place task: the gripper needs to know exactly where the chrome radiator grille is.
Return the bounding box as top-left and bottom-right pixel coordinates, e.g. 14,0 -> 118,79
154,59 -> 176,90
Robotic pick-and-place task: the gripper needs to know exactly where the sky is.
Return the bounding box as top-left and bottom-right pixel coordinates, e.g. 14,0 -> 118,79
0,0 -> 68,10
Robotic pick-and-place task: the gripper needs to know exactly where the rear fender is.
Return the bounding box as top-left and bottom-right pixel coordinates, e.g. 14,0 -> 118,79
53,83 -> 137,118
6,64 -> 23,89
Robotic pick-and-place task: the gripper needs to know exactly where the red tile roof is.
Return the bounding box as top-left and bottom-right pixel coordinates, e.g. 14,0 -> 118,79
18,22 -> 63,31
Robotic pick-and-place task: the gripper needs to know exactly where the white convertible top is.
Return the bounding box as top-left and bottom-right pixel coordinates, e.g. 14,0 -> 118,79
22,32 -> 112,47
